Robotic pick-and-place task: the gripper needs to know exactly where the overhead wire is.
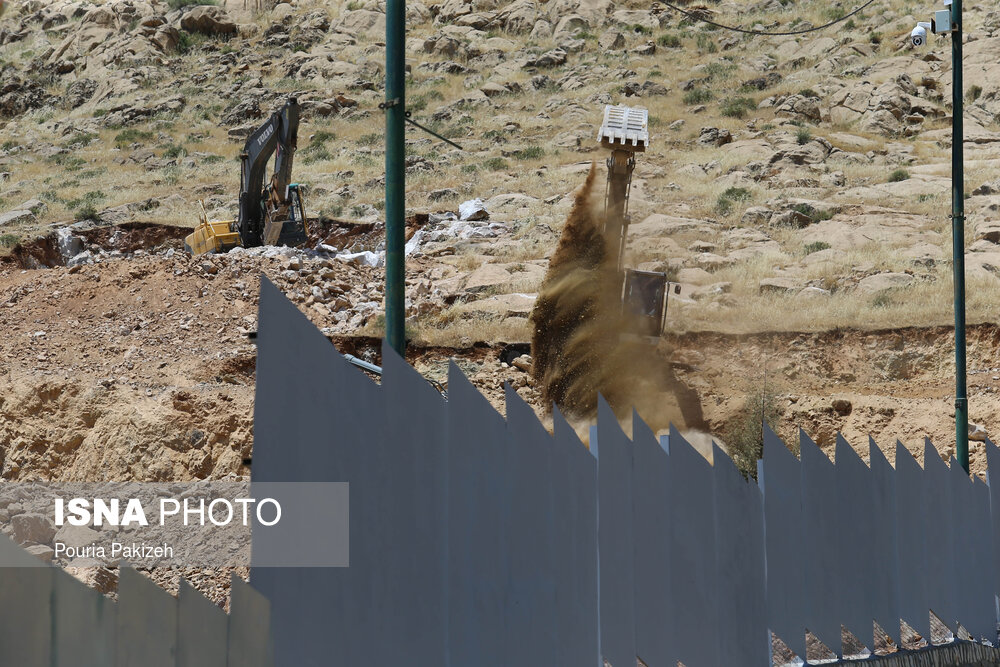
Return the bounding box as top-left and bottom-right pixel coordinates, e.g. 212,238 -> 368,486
659,0 -> 880,36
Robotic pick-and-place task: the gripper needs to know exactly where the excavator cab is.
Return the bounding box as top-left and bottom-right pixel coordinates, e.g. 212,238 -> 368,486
185,97 -> 308,255
598,104 -> 673,338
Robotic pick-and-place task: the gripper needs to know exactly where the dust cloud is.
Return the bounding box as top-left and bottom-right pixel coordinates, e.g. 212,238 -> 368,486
530,163 -> 687,435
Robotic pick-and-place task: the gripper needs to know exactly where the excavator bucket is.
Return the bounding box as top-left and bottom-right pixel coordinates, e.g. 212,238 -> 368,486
622,269 -> 668,337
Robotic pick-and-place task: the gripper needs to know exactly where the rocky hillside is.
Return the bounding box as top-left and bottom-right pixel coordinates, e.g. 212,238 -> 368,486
4,0 -> 1000,342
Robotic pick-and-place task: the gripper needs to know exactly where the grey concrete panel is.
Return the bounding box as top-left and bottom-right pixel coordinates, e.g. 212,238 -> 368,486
551,407 -> 600,667
965,476 -> 995,642
228,576 -> 273,667
713,442 -> 768,667
177,579 -> 226,667
115,566 -> 177,667
505,385 -> 557,667
631,410 -> 674,667
923,441 -> 957,632
0,534 -> 52,667
251,278 -> 385,667
835,434 -> 875,649
667,425 -> 717,667
595,396 -> 635,667
800,431 -> 842,655
759,424 -> 807,659
53,566 -> 115,667
446,361 -> 509,667
869,438 -> 901,645
370,342 -> 448,666
895,441 -> 930,641
988,439 -> 1000,624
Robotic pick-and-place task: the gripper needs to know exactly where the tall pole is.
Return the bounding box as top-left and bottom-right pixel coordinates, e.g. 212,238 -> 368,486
951,0 -> 969,472
384,0 -> 406,357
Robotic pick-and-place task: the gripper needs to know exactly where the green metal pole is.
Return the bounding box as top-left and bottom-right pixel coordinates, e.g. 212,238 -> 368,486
952,0 -> 969,472
384,0 -> 406,357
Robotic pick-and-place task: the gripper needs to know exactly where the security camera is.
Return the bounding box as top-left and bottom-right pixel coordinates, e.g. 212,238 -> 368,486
911,22 -> 931,46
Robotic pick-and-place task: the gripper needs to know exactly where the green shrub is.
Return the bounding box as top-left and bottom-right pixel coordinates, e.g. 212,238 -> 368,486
357,133 -> 381,146
967,85 -> 983,103
796,126 -> 812,145
804,241 -> 831,254
483,157 -> 509,171
888,168 -> 910,182
115,129 -> 154,146
720,96 -> 757,118
63,132 -> 97,148
683,87 -> 713,105
510,146 -> 544,160
703,61 -> 736,81
657,34 -> 681,48
0,233 -> 20,248
724,385 -> 781,479
871,292 -> 895,309
74,204 -> 99,221
716,187 -> 751,215
798,88 -> 819,98
721,186 -> 751,202
695,33 -> 717,53
167,0 -> 218,9
162,143 -> 187,158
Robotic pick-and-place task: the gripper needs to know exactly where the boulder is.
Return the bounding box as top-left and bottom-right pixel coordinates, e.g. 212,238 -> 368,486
54,524 -> 102,549
179,6 -> 237,35
0,209 -> 35,226
10,513 -> 56,544
775,94 -> 821,121
552,14 -> 588,41
598,29 -> 625,50
459,199 -> 489,221
697,127 -> 732,147
857,272 -> 915,293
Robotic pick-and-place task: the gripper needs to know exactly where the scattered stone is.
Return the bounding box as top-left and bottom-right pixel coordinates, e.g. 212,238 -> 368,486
758,277 -> 800,294
429,188 -> 459,201
698,127 -> 732,147
511,354 -> 532,372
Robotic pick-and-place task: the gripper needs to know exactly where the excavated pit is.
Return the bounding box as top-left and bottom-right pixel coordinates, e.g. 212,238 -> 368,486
3,222 -> 190,269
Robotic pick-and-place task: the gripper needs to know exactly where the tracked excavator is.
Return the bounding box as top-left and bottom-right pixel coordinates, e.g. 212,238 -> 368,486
598,104 -> 678,338
185,97 -> 309,255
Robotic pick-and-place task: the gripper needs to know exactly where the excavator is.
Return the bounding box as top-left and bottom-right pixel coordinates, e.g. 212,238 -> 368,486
185,97 -> 309,255
598,104 -> 678,338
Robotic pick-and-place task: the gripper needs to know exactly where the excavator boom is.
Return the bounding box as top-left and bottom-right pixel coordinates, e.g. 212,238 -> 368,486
598,104 -> 675,338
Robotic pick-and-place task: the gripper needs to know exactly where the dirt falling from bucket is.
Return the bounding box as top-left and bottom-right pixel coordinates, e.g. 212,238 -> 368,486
529,163 -> 686,433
